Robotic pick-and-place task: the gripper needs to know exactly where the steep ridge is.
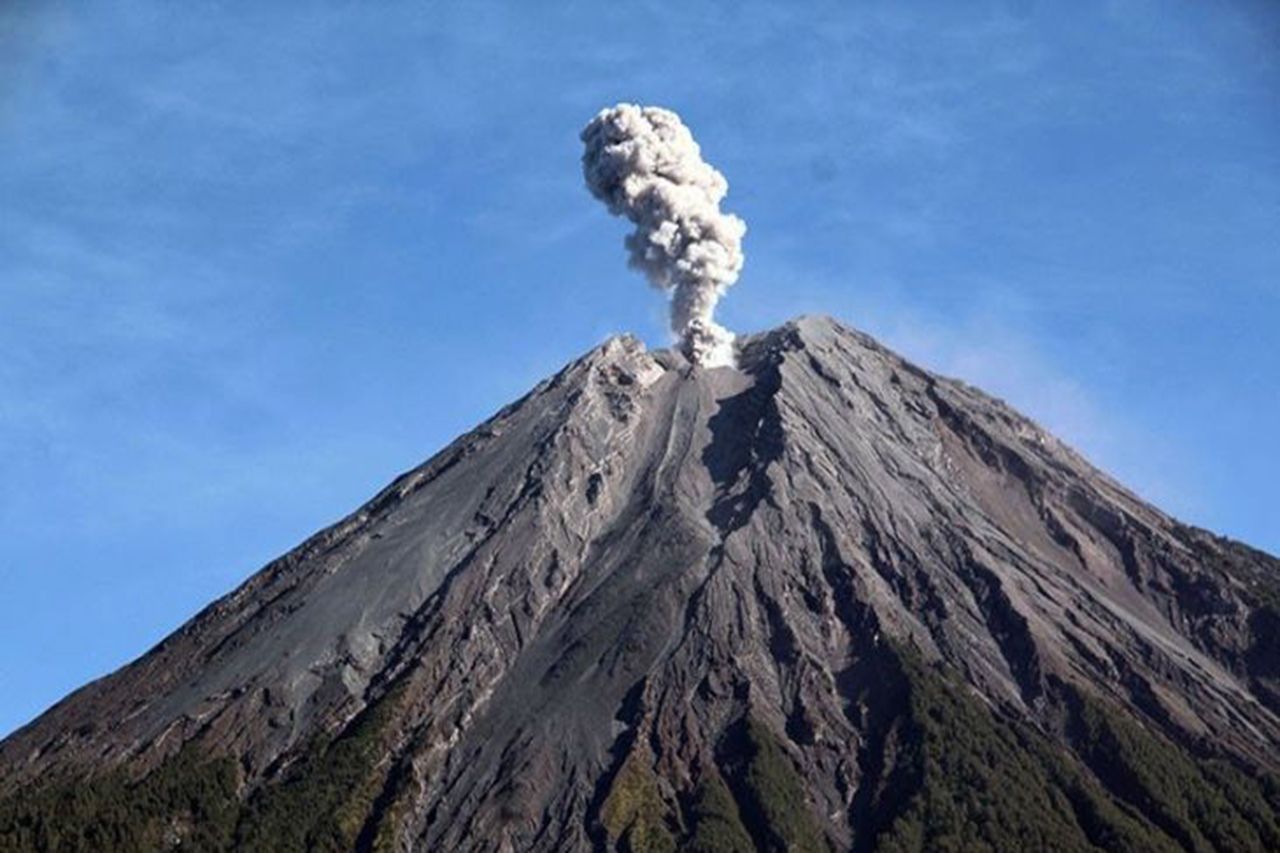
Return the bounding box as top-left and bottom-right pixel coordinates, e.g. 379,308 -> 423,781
1,316 -> 1276,851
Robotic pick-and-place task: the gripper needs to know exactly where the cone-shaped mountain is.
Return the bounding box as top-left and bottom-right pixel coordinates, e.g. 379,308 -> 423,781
2,316 -> 1277,852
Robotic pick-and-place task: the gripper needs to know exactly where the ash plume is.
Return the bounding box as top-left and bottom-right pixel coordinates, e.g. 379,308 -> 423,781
581,104 -> 746,367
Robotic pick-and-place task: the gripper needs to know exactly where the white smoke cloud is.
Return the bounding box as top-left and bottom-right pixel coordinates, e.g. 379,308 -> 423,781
580,104 -> 746,367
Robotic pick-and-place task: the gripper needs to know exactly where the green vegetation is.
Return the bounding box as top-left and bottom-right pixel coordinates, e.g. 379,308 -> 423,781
726,718 -> 830,852
686,767 -> 755,852
0,688 -> 405,853
874,649 -> 1280,853
1070,689 -> 1280,852
0,747 -> 240,852
875,653 -> 1170,853
235,687 -> 405,851
599,746 -> 678,853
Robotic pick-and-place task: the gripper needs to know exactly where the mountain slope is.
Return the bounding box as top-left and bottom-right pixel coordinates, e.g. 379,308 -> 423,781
2,315 -> 1277,852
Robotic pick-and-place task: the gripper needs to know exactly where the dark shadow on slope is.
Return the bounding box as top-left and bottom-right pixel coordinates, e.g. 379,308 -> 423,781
808,505 -> 922,850
702,337 -> 789,536
944,534 -> 1045,707
840,648 -> 917,853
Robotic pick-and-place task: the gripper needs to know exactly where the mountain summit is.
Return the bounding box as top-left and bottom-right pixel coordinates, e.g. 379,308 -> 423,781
2,316 -> 1277,851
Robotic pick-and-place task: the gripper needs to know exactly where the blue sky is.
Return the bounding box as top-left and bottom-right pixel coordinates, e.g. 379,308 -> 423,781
1,1 -> 1276,736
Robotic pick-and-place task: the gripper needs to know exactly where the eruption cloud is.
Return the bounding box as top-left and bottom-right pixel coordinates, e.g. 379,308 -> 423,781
581,104 -> 746,367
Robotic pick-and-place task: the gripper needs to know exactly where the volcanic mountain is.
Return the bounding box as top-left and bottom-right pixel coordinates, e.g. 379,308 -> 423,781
2,316 -> 1277,852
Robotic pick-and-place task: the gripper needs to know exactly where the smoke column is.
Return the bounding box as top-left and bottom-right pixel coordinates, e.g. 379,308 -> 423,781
581,104 -> 746,367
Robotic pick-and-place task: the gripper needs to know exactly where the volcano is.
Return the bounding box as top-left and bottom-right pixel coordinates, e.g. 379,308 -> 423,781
2,316 -> 1277,852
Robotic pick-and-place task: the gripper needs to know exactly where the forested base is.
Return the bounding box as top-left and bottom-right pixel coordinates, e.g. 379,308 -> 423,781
872,651 -> 1279,853
0,748 -> 240,852
0,687 -> 407,853
233,685 -> 406,851
716,718 -> 830,852
594,716 -> 829,853
873,653 -> 1172,852
685,769 -> 756,852
2,653 -> 1277,852
1064,684 -> 1280,852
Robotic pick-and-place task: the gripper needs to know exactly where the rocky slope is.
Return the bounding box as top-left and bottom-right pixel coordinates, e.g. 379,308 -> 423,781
1,315 -> 1277,852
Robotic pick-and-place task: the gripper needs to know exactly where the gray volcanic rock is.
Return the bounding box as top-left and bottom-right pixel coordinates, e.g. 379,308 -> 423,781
2,315 -> 1277,851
